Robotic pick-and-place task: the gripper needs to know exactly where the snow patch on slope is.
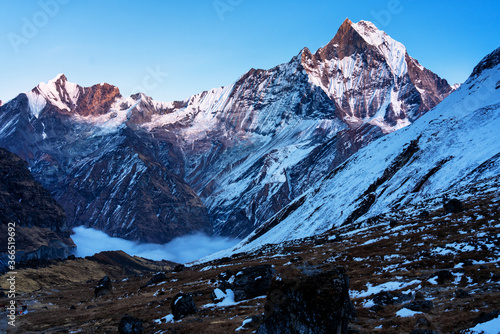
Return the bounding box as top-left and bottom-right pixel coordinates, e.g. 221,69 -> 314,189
26,91 -> 47,118
72,96 -> 140,135
142,84 -> 235,142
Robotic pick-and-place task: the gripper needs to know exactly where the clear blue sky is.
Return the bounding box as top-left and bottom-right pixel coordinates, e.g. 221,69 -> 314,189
1,0 -> 499,103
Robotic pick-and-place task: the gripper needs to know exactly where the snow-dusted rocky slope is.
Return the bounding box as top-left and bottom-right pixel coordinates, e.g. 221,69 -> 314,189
0,19 -> 452,242
0,76 -> 211,244
221,46 -> 500,254
137,18 -> 451,238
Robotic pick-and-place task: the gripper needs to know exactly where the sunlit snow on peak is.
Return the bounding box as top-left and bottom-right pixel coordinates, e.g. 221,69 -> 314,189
352,20 -> 408,77
26,74 -> 80,115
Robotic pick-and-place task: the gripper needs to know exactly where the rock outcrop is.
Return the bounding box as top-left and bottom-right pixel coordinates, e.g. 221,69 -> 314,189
171,293 -> 197,320
443,198 -> 463,213
257,266 -> 353,334
233,265 -> 275,302
118,315 -> 143,334
94,276 -> 112,297
0,148 -> 74,271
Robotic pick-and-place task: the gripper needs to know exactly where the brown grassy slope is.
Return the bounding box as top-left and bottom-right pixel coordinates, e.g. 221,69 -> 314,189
0,177 -> 498,333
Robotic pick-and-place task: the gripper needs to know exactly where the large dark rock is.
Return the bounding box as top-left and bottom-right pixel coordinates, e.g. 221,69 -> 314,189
257,266 -> 353,334
373,291 -> 412,305
476,309 -> 500,325
143,272 -> 167,288
443,198 -> 463,213
173,264 -> 185,273
406,300 -> 433,313
94,276 -> 112,297
430,270 -> 453,284
455,289 -> 469,298
171,293 -> 197,320
409,330 -> 440,334
118,315 -> 143,334
373,291 -> 395,305
233,265 -> 276,302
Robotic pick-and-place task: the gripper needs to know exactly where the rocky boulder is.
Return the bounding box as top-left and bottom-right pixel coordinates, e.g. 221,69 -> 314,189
443,198 -> 463,213
171,293 -> 197,320
94,276 -> 112,297
475,309 -> 500,325
118,315 -> 143,334
173,264 -> 185,273
406,300 -> 433,313
233,265 -> 276,302
142,272 -> 167,288
257,266 -> 353,334
430,270 -> 453,284
373,291 -> 412,306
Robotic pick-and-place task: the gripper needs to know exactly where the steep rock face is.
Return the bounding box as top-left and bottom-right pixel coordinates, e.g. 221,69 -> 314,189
54,127 -> 210,243
230,47 -> 500,253
301,19 -> 451,131
257,266 -> 353,334
164,58 -> 345,237
0,19 -> 452,242
0,148 -> 74,269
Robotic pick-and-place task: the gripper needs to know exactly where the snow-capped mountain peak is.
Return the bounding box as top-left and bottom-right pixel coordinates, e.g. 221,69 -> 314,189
27,73 -> 80,115
24,74 -> 123,123
301,19 -> 450,133
351,20 -> 407,76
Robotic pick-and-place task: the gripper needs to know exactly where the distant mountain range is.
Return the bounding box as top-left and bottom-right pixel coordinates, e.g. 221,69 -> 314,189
0,19 -> 456,245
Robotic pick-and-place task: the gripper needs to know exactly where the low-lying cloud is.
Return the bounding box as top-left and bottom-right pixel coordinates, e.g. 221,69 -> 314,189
72,226 -> 241,264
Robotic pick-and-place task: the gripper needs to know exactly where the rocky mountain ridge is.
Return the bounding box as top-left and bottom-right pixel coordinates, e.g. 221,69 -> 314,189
215,46 -> 500,255
0,148 -> 74,271
0,19 -> 452,242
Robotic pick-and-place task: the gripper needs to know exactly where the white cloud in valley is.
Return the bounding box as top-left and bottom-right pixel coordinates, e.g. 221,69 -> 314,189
72,226 -> 241,264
